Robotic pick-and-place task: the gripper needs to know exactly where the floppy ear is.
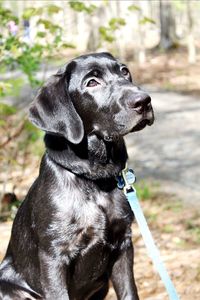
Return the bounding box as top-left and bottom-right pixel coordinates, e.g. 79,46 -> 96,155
29,66 -> 84,144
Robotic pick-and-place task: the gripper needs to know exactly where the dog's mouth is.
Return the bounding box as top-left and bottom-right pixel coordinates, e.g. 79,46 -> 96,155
131,117 -> 154,132
102,118 -> 153,141
92,112 -> 154,142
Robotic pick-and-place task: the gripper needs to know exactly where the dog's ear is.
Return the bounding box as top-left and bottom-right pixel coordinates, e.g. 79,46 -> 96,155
29,64 -> 84,144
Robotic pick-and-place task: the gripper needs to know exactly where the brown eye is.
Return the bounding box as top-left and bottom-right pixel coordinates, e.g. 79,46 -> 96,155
121,67 -> 129,76
87,79 -> 99,87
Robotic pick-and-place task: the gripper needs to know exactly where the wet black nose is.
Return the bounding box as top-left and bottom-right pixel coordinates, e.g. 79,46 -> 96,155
128,93 -> 151,113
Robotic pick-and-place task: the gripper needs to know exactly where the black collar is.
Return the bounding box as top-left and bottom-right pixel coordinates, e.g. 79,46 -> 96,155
44,133 -> 127,182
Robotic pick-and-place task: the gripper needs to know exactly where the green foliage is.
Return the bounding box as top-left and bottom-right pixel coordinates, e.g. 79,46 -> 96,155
0,5 -> 18,25
22,7 -> 43,19
62,43 -> 76,49
128,4 -> 156,26
128,4 -> 141,12
0,3 -> 75,89
109,18 -> 126,30
22,5 -> 61,19
1,78 -> 26,99
99,18 -> 126,44
69,1 -> 97,14
46,4 -> 62,15
139,16 -> 156,25
16,44 -> 43,87
37,19 -> 61,33
99,26 -> 115,43
0,3 -> 63,183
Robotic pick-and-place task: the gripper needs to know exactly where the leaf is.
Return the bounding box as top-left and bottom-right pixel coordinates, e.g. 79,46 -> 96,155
87,4 -> 97,14
109,18 -> 126,30
22,7 -> 43,19
99,26 -> 107,35
37,19 -> 52,29
69,2 -> 85,12
139,16 -> 156,25
69,1 -> 96,14
54,35 -> 62,44
0,5 -> 18,25
128,4 -> 141,12
46,5 -> 61,15
22,7 -> 35,19
49,24 -> 62,34
4,35 -> 21,51
37,31 -> 46,38
99,18 -> 125,44
99,27 -> 115,43
61,43 -> 76,49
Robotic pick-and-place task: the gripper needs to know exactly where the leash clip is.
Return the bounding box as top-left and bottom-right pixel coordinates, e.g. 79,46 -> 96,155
116,165 -> 136,193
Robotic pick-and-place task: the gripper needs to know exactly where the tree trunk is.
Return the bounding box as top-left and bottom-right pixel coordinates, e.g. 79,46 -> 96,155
137,2 -> 147,65
186,0 -> 196,64
87,5 -> 105,52
159,0 -> 176,50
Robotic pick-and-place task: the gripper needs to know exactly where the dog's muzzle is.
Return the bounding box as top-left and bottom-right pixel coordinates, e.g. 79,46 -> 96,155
127,92 -> 154,132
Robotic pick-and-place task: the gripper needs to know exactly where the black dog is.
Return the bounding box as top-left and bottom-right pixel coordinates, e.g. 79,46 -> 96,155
0,52 -> 154,300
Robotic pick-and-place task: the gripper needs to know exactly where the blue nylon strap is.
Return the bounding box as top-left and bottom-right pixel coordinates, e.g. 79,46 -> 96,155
126,189 -> 180,300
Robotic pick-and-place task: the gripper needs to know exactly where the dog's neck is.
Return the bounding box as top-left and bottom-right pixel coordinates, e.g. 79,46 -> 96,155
44,133 -> 128,181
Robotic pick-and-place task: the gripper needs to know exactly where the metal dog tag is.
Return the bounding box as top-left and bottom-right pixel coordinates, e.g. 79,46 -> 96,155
123,169 -> 136,185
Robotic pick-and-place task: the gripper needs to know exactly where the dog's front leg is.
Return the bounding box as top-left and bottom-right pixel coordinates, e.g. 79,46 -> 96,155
39,249 -> 69,300
111,241 -> 139,300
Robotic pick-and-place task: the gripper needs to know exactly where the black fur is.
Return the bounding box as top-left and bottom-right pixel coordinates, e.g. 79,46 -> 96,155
0,52 -> 154,300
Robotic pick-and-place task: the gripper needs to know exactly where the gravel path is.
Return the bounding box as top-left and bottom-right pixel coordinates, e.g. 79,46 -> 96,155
125,87 -> 200,204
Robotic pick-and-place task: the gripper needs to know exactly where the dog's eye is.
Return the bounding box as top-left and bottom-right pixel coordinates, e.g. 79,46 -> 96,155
87,79 -> 99,87
121,67 -> 129,76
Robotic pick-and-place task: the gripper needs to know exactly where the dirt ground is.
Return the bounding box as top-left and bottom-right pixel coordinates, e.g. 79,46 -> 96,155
106,193 -> 200,300
1,192 -> 199,300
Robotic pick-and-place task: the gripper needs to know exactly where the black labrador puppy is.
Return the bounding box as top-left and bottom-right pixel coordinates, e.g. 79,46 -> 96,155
0,52 -> 154,300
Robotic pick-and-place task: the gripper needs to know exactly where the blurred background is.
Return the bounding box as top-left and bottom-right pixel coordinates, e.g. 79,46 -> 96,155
0,1 -> 200,299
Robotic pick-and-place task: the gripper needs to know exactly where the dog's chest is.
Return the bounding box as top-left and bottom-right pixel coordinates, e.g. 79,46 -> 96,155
51,185 -> 131,261
66,189 -> 131,284
42,179 -> 133,292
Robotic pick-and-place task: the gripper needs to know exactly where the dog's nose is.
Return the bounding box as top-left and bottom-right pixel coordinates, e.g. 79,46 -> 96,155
128,93 -> 151,113
135,93 -> 151,107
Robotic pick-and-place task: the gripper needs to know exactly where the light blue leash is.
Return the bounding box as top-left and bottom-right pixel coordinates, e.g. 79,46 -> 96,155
117,166 -> 180,300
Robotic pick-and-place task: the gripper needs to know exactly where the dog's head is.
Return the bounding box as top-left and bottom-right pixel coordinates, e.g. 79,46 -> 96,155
29,52 -> 154,144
